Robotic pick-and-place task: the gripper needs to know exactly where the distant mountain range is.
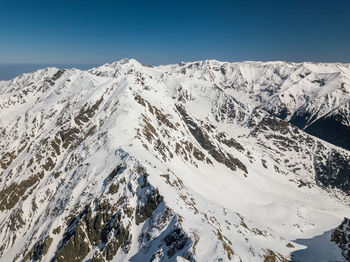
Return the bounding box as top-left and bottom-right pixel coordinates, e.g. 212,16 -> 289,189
0,63 -> 100,81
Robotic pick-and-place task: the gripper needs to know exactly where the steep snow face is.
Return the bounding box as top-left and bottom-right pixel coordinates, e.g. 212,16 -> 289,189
0,59 -> 350,262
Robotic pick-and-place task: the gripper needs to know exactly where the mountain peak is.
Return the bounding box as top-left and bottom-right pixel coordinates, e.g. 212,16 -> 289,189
111,57 -> 142,66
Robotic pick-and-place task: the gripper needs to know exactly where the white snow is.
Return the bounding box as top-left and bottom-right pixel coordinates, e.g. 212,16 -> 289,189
0,59 -> 349,261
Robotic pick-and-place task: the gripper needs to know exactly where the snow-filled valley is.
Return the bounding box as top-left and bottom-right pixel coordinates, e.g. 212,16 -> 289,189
0,59 -> 349,262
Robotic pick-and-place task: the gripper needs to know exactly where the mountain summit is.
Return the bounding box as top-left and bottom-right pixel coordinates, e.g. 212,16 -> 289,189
0,60 -> 349,262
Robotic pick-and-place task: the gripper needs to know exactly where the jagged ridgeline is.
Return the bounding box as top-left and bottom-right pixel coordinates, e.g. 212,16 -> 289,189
0,59 -> 349,261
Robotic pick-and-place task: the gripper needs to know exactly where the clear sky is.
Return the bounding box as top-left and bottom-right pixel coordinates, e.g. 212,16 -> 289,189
0,0 -> 350,65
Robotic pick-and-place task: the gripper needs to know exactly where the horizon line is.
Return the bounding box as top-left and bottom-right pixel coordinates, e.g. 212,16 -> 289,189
1,59 -> 350,66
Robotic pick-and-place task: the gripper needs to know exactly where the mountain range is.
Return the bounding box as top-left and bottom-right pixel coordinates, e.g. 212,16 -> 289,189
0,59 -> 349,262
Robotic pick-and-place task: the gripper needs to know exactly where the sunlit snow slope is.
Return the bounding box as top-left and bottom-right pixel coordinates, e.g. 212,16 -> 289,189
0,59 -> 349,262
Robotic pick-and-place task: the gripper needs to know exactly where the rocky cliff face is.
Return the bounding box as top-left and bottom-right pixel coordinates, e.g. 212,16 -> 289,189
332,218 -> 350,261
0,59 -> 349,261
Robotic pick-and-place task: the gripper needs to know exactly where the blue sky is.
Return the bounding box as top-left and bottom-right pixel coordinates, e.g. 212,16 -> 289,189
0,0 -> 350,64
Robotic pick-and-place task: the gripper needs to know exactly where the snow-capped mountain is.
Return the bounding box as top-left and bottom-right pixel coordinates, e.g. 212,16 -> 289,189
0,59 -> 349,262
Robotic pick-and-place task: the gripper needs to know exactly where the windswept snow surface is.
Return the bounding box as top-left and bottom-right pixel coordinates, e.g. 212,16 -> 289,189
0,59 -> 349,261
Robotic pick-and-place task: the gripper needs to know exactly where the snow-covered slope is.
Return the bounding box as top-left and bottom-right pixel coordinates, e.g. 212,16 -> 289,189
0,59 -> 349,262
156,60 -> 350,150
